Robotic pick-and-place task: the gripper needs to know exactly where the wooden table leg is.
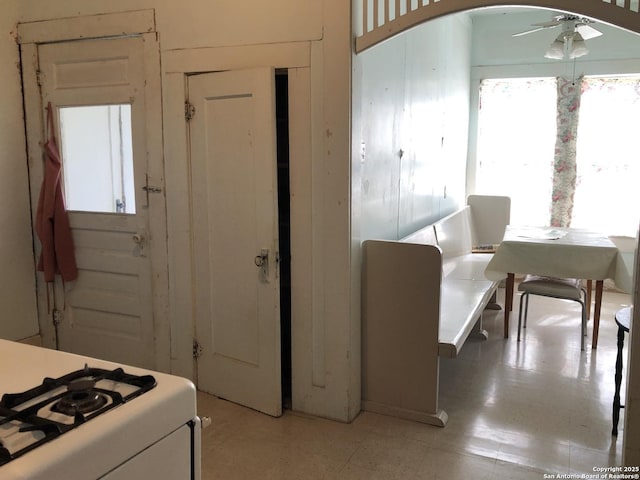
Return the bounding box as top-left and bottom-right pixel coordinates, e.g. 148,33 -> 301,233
586,280 -> 592,321
592,280 -> 604,349
504,273 -> 515,338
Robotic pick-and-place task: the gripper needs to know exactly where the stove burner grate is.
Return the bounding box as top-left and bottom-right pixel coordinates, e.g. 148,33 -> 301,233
0,364 -> 156,466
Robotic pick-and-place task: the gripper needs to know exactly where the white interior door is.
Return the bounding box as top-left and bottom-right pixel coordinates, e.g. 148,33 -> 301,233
189,68 -> 282,417
25,34 -> 168,369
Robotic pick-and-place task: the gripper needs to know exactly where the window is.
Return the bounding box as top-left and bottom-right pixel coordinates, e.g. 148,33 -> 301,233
59,105 -> 135,214
572,76 -> 640,236
475,78 -> 557,227
475,76 -> 640,236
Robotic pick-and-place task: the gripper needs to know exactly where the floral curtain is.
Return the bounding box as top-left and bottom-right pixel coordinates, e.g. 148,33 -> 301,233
550,76 -> 583,228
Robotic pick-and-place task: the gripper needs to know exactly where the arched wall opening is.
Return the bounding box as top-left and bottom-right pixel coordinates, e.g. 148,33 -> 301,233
352,0 -> 640,465
355,0 -> 640,53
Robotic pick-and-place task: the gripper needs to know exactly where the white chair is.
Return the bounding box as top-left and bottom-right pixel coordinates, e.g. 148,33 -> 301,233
466,194 -> 511,247
517,275 -> 588,351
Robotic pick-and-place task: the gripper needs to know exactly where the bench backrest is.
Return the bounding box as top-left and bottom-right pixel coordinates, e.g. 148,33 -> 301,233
433,207 -> 474,258
399,195 -> 511,258
400,224 -> 437,245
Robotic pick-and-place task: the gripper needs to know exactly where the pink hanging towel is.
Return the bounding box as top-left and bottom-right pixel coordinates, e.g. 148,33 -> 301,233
35,103 -> 78,282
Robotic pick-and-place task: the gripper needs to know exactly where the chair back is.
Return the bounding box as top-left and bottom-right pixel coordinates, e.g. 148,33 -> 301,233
467,195 -> 511,246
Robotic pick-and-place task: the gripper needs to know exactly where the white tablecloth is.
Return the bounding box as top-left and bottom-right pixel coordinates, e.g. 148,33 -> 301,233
485,226 -> 633,293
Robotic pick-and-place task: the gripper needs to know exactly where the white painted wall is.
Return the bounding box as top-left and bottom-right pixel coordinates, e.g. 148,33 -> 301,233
354,13 -> 472,243
15,0 -> 323,48
0,1 -> 39,341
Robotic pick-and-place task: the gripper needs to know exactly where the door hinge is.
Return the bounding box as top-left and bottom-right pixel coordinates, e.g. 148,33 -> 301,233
193,339 -> 202,359
185,101 -> 196,121
52,308 -> 63,326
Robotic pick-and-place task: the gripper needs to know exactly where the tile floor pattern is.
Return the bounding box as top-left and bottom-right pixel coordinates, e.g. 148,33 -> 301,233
197,288 -> 633,479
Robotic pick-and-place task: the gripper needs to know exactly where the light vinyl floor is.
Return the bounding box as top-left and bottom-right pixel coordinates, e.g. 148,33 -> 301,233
197,288 -> 632,479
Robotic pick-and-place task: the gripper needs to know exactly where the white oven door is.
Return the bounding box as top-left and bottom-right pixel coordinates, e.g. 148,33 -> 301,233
100,422 -> 201,479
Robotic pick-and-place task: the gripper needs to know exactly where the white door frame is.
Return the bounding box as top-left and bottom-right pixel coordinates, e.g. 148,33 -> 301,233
160,43 -> 315,391
18,10 -> 171,372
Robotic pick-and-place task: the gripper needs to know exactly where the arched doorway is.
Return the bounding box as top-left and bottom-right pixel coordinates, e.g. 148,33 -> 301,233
355,0 -> 640,53
353,0 -> 640,466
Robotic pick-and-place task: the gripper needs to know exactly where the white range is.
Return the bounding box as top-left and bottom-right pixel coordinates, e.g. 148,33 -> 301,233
0,339 -> 201,479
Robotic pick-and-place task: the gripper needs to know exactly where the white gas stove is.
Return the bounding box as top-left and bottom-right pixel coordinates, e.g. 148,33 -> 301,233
0,339 -> 201,479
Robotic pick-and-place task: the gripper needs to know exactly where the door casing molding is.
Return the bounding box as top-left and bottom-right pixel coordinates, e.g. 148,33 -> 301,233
161,43 -> 317,408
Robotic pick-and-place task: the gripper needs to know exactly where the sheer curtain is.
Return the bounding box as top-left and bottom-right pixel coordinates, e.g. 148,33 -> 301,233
572,76 -> 640,237
475,78 -> 557,227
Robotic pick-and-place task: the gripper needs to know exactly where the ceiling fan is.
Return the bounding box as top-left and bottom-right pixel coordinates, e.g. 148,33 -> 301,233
513,14 -> 603,60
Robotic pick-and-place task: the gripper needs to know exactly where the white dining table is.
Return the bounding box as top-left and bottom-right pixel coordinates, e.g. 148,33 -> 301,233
484,226 -> 633,348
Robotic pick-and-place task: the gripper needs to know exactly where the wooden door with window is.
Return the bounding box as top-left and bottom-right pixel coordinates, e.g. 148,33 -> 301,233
22,33 -> 169,369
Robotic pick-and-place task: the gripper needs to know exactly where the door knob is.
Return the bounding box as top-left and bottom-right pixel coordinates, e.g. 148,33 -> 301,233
132,232 -> 146,257
254,248 -> 269,281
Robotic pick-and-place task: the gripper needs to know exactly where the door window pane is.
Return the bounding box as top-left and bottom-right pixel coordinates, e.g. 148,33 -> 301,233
59,105 -> 135,214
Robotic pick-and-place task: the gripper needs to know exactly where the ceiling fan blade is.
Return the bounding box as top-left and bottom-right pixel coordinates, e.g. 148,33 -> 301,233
512,27 -> 546,37
531,19 -> 563,28
576,24 -> 603,40
512,25 -> 557,37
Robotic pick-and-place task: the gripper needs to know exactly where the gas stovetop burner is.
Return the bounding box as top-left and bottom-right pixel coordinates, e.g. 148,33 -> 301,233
51,378 -> 108,416
52,390 -> 108,416
0,364 -> 156,466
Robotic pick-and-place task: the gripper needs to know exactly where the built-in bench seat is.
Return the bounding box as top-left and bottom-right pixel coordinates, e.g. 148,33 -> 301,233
362,200 -> 508,427
436,206 -> 501,352
439,277 -> 496,357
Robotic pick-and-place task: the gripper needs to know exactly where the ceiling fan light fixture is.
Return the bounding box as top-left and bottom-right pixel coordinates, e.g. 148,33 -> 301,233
544,37 -> 566,60
516,14 -> 601,61
569,32 -> 589,58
